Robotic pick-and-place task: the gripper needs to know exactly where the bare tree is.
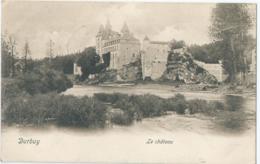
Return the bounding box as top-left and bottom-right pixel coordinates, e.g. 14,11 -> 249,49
7,36 -> 17,77
23,41 -> 31,73
47,39 -> 55,63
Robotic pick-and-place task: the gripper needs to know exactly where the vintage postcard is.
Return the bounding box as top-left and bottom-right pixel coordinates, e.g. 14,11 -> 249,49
1,1 -> 257,163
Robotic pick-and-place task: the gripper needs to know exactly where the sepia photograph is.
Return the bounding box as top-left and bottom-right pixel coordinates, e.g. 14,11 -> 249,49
1,1 -> 257,163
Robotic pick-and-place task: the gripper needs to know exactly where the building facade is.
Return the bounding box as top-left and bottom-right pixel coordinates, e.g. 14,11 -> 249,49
96,21 -> 141,70
141,36 -> 170,80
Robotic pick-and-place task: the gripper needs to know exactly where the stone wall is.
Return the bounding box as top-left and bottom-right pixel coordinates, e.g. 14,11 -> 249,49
194,60 -> 227,82
141,37 -> 169,80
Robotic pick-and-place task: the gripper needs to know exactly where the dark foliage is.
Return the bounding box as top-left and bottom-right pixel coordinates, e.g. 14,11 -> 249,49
170,39 -> 186,50
4,94 -> 107,128
15,67 -> 73,95
76,47 -> 110,81
188,42 -> 223,63
2,67 -> 73,97
210,4 -> 254,82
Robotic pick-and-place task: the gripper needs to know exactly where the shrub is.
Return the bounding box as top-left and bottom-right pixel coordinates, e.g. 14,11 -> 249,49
175,101 -> 187,114
210,101 -> 225,110
188,99 -> 208,114
111,112 -> 134,125
55,96 -> 107,128
3,94 -> 107,128
15,67 -> 73,95
1,79 -> 29,106
94,93 -> 129,104
187,99 -> 224,115
3,94 -> 57,125
131,94 -> 166,117
166,94 -> 187,114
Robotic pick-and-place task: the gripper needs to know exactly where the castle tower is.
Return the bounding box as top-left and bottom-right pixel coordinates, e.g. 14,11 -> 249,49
105,19 -> 112,31
96,24 -> 104,55
121,22 -> 130,35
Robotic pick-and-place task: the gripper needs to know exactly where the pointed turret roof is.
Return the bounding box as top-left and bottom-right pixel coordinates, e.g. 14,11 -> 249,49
98,24 -> 104,33
105,19 -> 112,30
121,22 -> 130,34
96,24 -> 104,37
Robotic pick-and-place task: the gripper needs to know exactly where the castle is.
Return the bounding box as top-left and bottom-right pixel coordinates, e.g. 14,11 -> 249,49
74,21 -> 226,82
96,20 -> 141,70
95,21 -> 171,80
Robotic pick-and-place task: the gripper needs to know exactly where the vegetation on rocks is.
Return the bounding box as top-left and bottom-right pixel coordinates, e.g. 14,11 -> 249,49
162,49 -> 218,84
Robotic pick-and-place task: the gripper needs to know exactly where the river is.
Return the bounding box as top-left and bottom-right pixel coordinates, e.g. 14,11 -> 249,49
1,84 -> 256,163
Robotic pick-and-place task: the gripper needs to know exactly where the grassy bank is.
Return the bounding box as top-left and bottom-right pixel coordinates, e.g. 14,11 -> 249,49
3,93 -> 107,128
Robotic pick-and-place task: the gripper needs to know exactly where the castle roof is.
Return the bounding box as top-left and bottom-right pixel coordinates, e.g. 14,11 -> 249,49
96,24 -> 104,36
105,19 -> 112,31
97,21 -> 139,42
98,24 -> 104,33
121,22 -> 130,34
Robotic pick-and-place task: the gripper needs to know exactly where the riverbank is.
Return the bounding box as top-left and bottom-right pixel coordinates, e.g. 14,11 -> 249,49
65,83 -> 256,99
1,112 -> 255,163
2,83 -> 255,163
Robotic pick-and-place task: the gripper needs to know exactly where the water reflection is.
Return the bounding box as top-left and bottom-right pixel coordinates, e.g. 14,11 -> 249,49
225,95 -> 245,111
214,95 -> 250,132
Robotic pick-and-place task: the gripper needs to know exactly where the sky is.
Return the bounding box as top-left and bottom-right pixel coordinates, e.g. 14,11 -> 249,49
2,1 -> 256,59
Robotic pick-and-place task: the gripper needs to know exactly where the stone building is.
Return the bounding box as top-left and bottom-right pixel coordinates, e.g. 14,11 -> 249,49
141,36 -> 170,80
73,63 -> 82,76
96,21 -> 141,70
194,60 -> 227,82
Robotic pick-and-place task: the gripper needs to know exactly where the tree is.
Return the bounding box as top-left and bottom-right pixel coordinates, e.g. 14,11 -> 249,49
170,39 -> 186,50
76,47 -> 110,81
23,41 -> 31,73
1,35 -> 17,77
76,47 -> 100,81
1,34 -> 13,77
210,4 -> 253,82
188,42 -> 223,63
9,36 -> 17,77
47,39 -> 55,63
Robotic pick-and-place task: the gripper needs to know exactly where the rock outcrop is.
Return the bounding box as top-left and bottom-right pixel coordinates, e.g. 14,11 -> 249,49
85,58 -> 142,84
118,59 -> 142,81
161,49 -> 218,84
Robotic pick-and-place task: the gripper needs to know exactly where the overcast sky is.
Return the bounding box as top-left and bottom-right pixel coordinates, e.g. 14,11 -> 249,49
2,2 -> 256,59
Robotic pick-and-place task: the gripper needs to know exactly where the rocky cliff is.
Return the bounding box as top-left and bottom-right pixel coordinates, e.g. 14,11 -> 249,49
118,59 -> 142,81
161,49 -> 218,84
